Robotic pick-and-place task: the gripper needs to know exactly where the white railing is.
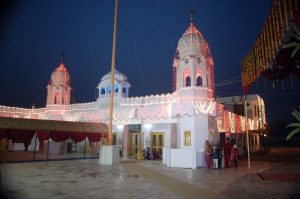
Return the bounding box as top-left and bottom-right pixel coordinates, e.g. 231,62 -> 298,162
46,101 -> 98,111
0,101 -> 99,118
120,87 -> 213,106
120,93 -> 172,106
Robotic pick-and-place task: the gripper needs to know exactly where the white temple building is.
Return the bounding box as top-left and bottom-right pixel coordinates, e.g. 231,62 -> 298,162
0,17 -> 266,168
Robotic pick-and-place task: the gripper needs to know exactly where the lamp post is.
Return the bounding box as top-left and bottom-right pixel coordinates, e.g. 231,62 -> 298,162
108,0 -> 119,145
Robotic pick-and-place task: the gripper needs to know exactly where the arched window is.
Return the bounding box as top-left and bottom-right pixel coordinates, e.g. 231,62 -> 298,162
114,84 -> 118,93
54,93 -> 59,104
185,76 -> 191,87
196,76 -> 202,86
107,86 -> 111,94
101,88 -> 105,95
122,87 -> 126,93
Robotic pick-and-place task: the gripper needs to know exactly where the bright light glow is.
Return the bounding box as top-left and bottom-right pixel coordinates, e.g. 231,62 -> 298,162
113,108 -> 135,122
143,124 -> 152,130
117,125 -> 124,130
194,101 -> 215,115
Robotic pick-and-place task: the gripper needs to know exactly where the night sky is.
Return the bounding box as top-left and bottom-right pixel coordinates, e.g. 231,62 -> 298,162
0,0 -> 299,123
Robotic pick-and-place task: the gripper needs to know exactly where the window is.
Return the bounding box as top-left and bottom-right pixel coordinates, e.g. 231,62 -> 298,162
185,76 -> 191,87
196,76 -> 202,86
184,131 -> 191,146
122,87 -> 126,93
114,84 -> 118,93
101,88 -> 105,95
54,93 -> 59,104
107,86 -> 111,94
183,69 -> 191,87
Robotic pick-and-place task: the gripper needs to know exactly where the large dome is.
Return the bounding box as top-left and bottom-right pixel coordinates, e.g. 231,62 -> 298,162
50,63 -> 71,86
178,22 -> 205,49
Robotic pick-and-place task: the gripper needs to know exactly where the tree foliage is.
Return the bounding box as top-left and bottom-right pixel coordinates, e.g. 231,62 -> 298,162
283,24 -> 300,58
286,109 -> 300,140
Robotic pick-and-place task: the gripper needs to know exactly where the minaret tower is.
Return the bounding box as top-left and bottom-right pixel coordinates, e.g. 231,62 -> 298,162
46,52 -> 72,106
172,10 -> 214,98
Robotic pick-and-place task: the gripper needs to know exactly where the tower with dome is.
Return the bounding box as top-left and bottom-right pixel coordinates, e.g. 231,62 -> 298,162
0,12 -> 265,168
46,54 -> 72,106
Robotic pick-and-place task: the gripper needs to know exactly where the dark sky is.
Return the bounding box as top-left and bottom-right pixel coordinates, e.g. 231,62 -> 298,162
0,0 -> 299,123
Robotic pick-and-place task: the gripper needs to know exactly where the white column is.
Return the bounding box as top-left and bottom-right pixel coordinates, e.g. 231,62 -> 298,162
122,125 -> 129,159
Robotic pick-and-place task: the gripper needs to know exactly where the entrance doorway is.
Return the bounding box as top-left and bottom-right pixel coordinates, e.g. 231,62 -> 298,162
151,132 -> 164,159
128,132 -> 144,158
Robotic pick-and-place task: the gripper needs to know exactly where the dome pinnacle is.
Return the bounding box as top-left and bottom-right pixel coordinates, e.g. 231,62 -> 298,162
189,7 -> 195,24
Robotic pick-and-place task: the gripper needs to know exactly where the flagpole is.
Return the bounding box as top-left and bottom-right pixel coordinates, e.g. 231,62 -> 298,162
244,95 -> 251,183
108,0 -> 119,145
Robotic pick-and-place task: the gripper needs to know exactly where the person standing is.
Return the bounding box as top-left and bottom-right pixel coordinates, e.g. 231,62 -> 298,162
212,146 -> 219,169
204,140 -> 212,169
232,144 -> 239,168
224,138 -> 232,168
216,141 -> 223,169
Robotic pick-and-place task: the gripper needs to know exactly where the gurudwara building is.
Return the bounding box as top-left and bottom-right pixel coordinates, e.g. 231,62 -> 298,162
0,18 -> 266,168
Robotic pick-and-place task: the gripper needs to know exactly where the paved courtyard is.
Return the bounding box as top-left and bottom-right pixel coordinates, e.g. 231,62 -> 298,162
1,148 -> 300,199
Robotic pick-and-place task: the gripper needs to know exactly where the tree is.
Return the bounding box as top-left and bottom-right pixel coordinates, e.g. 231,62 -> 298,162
283,24 -> 300,58
286,109 -> 300,140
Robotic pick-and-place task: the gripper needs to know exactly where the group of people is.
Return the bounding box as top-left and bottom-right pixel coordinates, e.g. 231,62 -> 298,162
204,138 -> 239,169
136,147 -> 162,160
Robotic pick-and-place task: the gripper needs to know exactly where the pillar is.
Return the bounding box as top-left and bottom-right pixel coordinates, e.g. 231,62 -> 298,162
122,125 -> 129,159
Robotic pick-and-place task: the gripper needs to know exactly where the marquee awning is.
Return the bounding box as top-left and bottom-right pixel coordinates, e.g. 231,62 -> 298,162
0,117 -> 108,149
0,117 -> 108,133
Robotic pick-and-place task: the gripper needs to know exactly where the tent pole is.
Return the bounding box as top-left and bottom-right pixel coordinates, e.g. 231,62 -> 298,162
47,131 -> 50,163
83,137 -> 87,159
33,133 -> 37,160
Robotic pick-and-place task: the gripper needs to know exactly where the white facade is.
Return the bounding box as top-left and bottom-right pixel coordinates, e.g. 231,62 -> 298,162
0,18 -> 265,168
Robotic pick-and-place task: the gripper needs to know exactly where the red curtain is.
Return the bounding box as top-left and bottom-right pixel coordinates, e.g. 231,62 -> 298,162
1,128 -> 107,151
70,132 -> 86,142
0,128 -> 8,140
36,131 -> 48,153
7,129 -> 35,150
49,131 -> 70,142
87,133 -> 102,142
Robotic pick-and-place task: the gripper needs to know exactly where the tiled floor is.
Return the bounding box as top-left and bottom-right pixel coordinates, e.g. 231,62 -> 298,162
1,158 -> 300,199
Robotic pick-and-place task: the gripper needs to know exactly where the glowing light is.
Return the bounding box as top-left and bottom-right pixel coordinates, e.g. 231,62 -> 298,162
193,101 -> 215,115
117,125 -> 124,130
143,124 -> 152,130
113,108 -> 135,122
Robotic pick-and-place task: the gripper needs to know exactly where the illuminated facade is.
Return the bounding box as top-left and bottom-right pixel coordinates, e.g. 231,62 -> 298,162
0,18 -> 266,168
46,59 -> 71,106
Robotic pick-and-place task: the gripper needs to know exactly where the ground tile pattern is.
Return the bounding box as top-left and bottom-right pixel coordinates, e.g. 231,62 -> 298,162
1,155 -> 300,199
1,160 -> 180,199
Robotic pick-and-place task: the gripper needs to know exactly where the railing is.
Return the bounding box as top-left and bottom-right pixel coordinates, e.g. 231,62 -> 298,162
0,101 -> 99,118
120,87 -> 213,106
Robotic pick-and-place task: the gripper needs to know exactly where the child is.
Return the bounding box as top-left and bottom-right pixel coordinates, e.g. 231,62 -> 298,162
231,145 -> 239,168
212,146 -> 219,169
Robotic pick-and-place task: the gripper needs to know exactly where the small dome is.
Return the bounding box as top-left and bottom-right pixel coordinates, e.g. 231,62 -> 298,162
50,63 -> 71,87
178,22 -> 205,48
100,69 -> 128,82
